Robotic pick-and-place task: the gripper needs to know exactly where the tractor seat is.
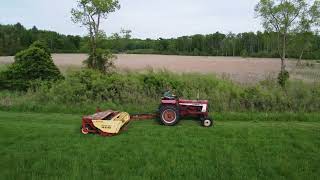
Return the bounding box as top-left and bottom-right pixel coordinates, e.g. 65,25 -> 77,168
162,95 -> 177,100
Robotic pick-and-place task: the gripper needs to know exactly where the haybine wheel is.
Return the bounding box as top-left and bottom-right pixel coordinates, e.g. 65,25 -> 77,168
81,127 -> 89,135
159,105 -> 180,126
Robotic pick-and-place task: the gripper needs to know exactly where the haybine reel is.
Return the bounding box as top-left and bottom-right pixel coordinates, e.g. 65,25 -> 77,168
81,94 -> 214,136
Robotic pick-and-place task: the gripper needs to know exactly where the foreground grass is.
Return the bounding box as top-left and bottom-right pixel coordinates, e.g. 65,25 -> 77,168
0,111 -> 319,180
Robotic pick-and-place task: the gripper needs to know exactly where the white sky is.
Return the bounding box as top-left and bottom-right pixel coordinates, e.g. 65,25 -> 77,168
0,0 -> 262,39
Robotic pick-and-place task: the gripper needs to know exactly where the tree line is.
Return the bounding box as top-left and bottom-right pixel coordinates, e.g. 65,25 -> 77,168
0,23 -> 82,56
1,23 -> 320,60
104,31 -> 320,60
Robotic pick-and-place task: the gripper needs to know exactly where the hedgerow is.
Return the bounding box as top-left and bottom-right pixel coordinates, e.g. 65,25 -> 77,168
0,69 -> 319,114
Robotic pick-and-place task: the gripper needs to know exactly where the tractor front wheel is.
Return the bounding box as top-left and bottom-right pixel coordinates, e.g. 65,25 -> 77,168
201,118 -> 213,127
159,105 -> 180,126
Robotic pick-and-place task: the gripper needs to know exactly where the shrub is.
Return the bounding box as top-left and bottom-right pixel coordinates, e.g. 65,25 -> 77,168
6,47 -> 62,81
84,48 -> 116,73
1,47 -> 63,90
277,70 -> 290,88
30,40 -> 51,55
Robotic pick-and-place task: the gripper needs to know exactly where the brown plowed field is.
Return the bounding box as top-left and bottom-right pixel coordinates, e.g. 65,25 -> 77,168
1,54 -> 319,83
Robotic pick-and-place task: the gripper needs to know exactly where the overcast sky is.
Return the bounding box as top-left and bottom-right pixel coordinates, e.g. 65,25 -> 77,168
0,0 -> 262,39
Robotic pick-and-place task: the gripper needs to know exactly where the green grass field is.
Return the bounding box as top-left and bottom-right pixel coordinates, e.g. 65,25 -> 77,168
1,111 -> 319,180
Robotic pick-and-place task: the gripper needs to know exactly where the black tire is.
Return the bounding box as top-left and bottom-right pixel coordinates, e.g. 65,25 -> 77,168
159,105 -> 180,126
201,118 -> 213,127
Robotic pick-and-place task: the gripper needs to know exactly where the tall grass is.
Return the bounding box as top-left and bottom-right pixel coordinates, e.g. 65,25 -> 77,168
0,69 -> 319,114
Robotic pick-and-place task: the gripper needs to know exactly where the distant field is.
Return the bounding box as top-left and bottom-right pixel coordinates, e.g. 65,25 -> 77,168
0,111 -> 319,180
1,54 -> 319,83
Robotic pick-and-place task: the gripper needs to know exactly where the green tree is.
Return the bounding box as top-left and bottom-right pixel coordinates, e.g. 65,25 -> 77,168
120,29 -> 132,39
71,0 -> 120,71
295,1 -> 320,65
289,32 -> 313,65
255,0 -> 319,87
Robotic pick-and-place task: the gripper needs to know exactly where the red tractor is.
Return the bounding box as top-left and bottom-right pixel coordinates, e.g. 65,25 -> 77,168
158,94 -> 213,127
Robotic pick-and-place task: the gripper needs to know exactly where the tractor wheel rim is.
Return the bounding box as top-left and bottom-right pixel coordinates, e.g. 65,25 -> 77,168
162,110 -> 177,123
81,127 -> 89,134
204,120 -> 211,127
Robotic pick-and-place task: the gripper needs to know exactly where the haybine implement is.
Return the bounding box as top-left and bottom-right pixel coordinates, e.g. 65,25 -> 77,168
81,94 -> 214,136
81,110 -> 131,136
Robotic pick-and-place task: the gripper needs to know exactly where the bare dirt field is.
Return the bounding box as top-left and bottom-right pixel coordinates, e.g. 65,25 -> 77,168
1,54 -> 319,83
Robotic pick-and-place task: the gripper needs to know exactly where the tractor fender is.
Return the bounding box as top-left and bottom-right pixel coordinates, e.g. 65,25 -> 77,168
161,99 -> 177,104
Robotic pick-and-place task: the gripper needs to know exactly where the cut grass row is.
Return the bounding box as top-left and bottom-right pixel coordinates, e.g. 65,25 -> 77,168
0,111 -> 319,180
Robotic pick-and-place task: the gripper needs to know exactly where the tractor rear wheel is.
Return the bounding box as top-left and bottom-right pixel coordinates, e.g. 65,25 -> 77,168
159,105 -> 180,126
201,118 -> 213,127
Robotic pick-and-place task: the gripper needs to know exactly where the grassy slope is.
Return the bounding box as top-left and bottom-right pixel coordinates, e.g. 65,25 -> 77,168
0,111 -> 319,180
